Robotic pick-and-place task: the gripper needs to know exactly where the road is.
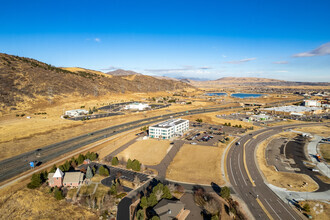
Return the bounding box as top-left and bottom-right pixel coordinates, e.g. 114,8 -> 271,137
227,122 -> 325,220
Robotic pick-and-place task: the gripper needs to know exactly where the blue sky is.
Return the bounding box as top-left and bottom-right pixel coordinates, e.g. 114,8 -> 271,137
1,0 -> 329,82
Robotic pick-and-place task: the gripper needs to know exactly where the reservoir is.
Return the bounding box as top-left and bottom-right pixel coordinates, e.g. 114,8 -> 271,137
231,93 -> 263,98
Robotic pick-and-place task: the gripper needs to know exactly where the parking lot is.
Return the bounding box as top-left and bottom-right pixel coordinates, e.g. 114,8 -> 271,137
183,122 -> 245,146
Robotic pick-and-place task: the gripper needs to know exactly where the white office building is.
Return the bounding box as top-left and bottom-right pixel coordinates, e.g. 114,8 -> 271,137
65,109 -> 89,117
124,102 -> 149,111
149,118 -> 189,139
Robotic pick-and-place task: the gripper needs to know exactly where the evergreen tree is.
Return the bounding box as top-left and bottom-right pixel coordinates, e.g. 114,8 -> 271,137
50,164 -> 57,173
151,216 -> 160,220
77,154 -> 85,164
140,196 -> 148,209
99,166 -> 109,176
86,166 -> 93,179
136,209 -> 144,220
111,157 -> 119,166
147,193 -> 158,207
132,159 -> 141,171
126,159 -> 132,169
27,173 -> 43,189
162,185 -> 172,199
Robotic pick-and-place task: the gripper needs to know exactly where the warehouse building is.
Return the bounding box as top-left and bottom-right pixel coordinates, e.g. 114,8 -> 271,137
303,100 -> 321,107
149,118 -> 189,139
262,105 -> 323,115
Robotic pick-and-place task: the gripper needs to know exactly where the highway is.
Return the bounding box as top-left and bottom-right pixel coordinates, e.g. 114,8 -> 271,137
0,105 -> 246,184
227,122 -> 325,220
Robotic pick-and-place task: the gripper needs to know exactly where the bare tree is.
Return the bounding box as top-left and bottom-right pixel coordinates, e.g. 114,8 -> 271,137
155,189 -> 164,201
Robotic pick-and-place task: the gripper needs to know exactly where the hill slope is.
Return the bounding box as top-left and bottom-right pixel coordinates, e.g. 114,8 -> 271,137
0,53 -> 193,109
106,69 -> 141,76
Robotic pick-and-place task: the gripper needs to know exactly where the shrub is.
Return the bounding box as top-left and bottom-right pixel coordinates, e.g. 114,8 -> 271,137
303,203 -> 311,212
126,159 -> 132,169
131,159 -> 141,171
220,186 -> 231,199
99,166 -> 109,176
136,209 -> 144,220
54,187 -> 64,200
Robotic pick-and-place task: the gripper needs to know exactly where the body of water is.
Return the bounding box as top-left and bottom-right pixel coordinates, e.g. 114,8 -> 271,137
231,93 -> 263,98
205,92 -> 227,96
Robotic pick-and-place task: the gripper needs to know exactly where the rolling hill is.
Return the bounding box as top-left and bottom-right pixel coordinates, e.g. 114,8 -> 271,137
0,53 -> 193,110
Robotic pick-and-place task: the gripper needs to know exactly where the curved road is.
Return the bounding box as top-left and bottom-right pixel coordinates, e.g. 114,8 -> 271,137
227,122 -> 326,220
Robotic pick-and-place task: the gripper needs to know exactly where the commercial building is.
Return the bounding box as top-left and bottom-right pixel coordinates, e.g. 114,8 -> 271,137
48,168 -> 84,187
303,100 -> 321,107
262,105 -> 323,115
149,118 -> 189,139
65,109 -> 88,117
124,102 -> 149,111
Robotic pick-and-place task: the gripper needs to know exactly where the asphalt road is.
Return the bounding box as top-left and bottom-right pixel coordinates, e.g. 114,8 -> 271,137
227,122 -> 325,220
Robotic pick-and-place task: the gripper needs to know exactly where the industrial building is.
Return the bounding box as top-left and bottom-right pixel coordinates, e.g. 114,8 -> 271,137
262,105 -> 323,115
65,109 -> 88,117
149,118 -> 189,139
124,102 -> 149,111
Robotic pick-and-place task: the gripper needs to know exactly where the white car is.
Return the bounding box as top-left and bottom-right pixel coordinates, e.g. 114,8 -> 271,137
191,142 -> 197,145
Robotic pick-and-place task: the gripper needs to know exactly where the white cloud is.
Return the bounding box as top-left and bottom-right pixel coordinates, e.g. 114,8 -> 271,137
273,61 -> 288,64
224,57 -> 256,64
222,54 -> 227,58
293,42 -> 330,57
94,38 -> 101,42
275,70 -> 289,73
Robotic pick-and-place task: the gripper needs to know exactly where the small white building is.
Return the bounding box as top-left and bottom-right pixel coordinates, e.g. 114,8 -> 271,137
124,102 -> 149,111
249,114 -> 272,121
65,109 -> 89,117
149,118 -> 189,139
303,100 -> 321,107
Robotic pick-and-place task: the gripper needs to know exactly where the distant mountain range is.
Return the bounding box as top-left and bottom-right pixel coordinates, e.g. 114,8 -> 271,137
0,53 -> 193,109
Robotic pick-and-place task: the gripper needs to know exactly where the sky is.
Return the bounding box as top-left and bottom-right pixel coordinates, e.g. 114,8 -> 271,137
1,0 -> 330,82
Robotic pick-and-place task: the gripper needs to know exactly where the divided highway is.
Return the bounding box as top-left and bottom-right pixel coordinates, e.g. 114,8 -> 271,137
227,122 -> 324,220
0,105 -> 243,184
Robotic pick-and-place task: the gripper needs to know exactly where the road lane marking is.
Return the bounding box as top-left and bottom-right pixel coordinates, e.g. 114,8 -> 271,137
265,199 -> 282,220
256,198 -> 274,220
243,140 -> 256,186
277,200 -> 297,220
230,158 -> 237,185
238,153 -> 247,186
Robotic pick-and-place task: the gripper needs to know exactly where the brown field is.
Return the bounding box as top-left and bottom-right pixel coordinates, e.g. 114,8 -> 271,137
116,139 -> 171,165
319,143 -> 330,163
0,187 -> 97,219
256,132 -> 319,192
166,144 -> 226,185
295,125 -> 330,137
316,175 -> 330,184
299,201 -> 330,220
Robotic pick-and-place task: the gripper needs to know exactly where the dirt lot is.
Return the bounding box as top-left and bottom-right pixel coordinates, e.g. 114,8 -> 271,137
116,139 -> 171,165
166,144 -> 226,185
256,132 -> 319,192
0,187 -> 97,219
295,125 -> 330,137
319,143 -> 330,163
299,201 -> 330,220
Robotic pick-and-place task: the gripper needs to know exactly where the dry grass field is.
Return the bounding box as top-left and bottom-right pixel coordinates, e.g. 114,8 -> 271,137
299,201 -> 330,220
256,132 -> 319,192
166,144 -> 226,185
116,139 -> 171,165
0,187 -> 97,219
319,143 -> 330,163
295,125 -> 330,137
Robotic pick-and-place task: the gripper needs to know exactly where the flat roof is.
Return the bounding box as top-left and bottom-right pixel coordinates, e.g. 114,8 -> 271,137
150,118 -> 188,128
264,105 -> 322,113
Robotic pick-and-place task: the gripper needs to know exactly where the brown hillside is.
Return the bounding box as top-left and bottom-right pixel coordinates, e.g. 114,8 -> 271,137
0,53 -> 193,110
215,77 -> 284,83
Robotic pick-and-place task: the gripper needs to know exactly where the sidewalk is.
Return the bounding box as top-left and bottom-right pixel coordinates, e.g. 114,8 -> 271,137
307,135 -> 330,178
267,183 -> 330,202
291,130 -> 330,178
